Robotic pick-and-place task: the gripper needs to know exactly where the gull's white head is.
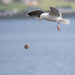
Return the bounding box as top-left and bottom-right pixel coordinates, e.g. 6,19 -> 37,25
39,13 -> 48,21
39,14 -> 44,21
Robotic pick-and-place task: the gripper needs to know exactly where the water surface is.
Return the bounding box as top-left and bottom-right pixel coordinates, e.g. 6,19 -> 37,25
0,17 -> 75,75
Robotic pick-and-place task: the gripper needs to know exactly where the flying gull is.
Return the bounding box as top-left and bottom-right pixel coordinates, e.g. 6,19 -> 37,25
27,7 -> 70,31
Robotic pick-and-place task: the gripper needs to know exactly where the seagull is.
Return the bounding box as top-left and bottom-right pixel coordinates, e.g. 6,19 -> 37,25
27,7 -> 70,31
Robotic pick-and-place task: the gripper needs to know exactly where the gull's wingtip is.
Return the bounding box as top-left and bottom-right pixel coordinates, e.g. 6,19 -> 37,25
26,13 -> 30,17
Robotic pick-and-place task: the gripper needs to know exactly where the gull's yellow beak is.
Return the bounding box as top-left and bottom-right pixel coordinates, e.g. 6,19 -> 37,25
39,17 -> 42,21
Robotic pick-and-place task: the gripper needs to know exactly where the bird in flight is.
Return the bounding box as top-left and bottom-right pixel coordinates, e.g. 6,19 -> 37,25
27,7 -> 70,31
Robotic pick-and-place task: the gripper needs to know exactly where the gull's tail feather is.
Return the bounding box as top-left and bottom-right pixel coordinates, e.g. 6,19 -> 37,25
60,18 -> 70,25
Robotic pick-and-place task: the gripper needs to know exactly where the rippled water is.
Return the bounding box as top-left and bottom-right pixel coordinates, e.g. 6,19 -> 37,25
0,17 -> 75,75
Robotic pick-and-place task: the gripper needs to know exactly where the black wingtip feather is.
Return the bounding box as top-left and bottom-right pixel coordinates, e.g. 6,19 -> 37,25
26,10 -> 45,18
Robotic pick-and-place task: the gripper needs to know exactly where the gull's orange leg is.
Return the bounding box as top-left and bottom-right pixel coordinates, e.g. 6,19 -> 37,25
57,22 -> 60,31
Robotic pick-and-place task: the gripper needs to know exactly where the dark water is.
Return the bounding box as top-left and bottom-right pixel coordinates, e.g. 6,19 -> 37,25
0,17 -> 75,75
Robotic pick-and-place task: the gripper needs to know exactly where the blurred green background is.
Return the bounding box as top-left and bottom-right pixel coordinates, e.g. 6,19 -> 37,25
0,0 -> 75,11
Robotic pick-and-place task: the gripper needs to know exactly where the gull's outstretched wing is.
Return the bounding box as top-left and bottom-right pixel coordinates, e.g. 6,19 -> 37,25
49,7 -> 62,17
27,10 -> 46,18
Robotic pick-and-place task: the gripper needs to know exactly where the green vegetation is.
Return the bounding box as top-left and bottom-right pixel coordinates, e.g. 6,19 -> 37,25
0,2 -> 26,11
39,0 -> 75,10
0,0 -> 75,12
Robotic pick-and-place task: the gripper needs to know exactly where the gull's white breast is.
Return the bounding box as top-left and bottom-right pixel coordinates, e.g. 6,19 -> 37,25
42,13 -> 62,22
